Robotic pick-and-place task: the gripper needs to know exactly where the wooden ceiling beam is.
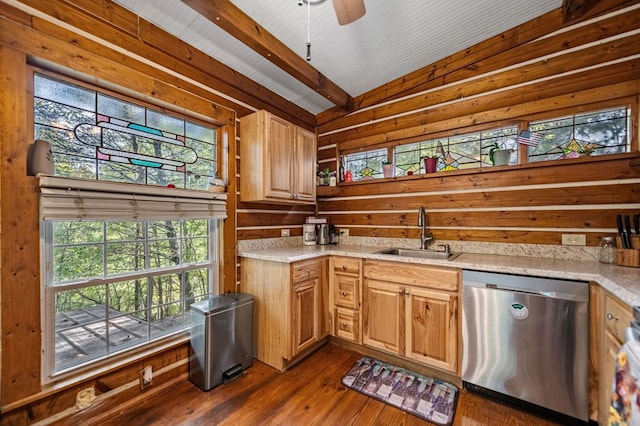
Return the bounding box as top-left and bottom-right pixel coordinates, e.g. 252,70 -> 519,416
182,0 -> 354,112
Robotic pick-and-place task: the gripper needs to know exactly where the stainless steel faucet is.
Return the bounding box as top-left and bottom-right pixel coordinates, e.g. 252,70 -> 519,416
417,206 -> 433,249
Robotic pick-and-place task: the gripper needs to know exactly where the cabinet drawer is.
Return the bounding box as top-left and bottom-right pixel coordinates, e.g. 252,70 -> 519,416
334,275 -> 359,309
364,260 -> 459,291
604,293 -> 633,343
332,257 -> 361,275
335,307 -> 360,343
292,260 -> 320,282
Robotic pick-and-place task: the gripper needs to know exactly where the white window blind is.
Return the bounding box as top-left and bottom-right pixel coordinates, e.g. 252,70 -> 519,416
39,177 -> 227,221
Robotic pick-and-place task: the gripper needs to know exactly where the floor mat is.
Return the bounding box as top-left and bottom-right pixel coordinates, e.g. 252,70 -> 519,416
341,356 -> 458,425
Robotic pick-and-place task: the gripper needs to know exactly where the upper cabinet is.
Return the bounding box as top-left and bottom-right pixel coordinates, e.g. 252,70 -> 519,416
240,110 -> 316,204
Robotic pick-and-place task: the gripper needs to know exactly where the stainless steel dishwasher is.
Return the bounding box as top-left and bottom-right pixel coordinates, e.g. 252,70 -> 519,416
462,269 -> 589,422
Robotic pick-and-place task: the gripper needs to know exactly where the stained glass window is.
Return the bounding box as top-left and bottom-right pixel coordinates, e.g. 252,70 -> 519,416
394,127 -> 518,176
342,148 -> 388,181
34,73 -> 217,190
528,107 -> 630,162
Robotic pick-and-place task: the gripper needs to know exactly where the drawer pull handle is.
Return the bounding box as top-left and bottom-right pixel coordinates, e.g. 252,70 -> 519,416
607,313 -> 619,321
342,291 -> 347,297
342,265 -> 347,270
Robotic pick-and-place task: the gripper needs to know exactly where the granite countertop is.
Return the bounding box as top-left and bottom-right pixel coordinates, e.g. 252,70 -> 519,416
238,244 -> 640,307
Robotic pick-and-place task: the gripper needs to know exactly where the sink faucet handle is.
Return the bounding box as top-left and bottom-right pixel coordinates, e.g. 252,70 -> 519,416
437,244 -> 450,253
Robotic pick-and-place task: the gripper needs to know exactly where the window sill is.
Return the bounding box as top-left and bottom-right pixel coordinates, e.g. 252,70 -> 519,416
328,152 -> 640,191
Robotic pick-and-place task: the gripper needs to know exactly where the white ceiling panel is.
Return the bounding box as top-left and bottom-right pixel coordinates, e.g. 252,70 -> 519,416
113,0 -> 562,114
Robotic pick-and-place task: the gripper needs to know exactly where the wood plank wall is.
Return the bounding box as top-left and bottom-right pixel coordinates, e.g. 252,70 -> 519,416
315,5 -> 640,246
0,0 -> 312,422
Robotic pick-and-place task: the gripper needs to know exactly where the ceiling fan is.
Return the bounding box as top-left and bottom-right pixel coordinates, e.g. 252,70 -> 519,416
300,0 -> 366,25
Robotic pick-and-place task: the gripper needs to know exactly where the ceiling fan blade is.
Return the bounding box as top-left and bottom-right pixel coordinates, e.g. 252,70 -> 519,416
332,0 -> 366,25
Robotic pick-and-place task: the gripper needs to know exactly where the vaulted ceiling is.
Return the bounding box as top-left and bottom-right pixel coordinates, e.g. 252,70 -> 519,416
111,0 -> 619,115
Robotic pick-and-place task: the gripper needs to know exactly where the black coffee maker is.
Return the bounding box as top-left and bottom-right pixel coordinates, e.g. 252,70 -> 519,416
329,224 -> 338,244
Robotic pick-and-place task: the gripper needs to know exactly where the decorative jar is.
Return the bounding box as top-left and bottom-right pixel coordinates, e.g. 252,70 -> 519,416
598,236 -> 616,264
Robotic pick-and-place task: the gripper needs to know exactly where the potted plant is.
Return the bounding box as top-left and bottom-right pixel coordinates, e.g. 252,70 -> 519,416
422,155 -> 439,174
381,158 -> 394,178
488,142 -> 513,166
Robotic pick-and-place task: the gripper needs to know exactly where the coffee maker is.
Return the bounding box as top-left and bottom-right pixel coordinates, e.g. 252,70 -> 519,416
329,224 -> 338,244
302,224 -> 316,246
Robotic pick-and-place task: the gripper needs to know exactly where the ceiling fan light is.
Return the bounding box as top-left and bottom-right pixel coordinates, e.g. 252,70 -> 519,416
332,0 -> 366,25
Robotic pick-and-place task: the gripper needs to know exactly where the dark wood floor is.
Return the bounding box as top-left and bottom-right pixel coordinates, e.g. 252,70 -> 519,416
101,343 -> 564,425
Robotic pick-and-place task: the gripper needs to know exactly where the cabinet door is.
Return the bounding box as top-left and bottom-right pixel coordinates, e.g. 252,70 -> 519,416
363,280 -> 403,355
295,127 -> 316,201
265,114 -> 294,200
291,278 -> 319,356
405,287 -> 457,373
598,292 -> 633,425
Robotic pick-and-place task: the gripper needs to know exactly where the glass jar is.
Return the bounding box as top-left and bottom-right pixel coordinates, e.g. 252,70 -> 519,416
598,236 -> 617,264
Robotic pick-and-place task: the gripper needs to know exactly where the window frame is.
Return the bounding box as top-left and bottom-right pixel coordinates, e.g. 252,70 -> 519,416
32,68 -> 226,383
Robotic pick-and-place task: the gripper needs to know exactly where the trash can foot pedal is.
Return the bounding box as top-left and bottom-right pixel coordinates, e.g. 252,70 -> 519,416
223,364 -> 243,384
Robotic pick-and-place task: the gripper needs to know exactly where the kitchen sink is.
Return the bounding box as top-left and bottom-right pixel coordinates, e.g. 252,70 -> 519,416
375,247 -> 461,261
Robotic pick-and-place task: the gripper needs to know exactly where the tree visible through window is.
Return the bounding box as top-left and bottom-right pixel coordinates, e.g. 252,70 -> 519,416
35,72 -> 220,377
527,107 -> 629,162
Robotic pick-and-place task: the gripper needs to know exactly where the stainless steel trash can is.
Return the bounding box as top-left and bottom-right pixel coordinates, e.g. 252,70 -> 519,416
189,293 -> 253,391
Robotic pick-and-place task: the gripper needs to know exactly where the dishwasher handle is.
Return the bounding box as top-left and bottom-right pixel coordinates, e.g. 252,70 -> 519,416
463,270 -> 589,303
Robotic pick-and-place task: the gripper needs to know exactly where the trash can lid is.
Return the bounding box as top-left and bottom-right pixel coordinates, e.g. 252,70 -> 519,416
190,292 -> 253,315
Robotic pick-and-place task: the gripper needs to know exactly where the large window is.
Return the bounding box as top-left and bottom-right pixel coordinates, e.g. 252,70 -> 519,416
34,72 -> 224,378
46,218 -> 216,374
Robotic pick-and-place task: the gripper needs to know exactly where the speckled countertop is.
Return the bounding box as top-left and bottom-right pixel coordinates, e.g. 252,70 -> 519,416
238,244 -> 640,307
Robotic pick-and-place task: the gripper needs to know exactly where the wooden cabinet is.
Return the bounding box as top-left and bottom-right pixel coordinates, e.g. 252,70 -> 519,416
241,256 -> 327,371
291,261 -> 321,355
598,288 -> 633,426
329,256 -> 362,344
363,260 -> 460,374
239,110 -> 316,204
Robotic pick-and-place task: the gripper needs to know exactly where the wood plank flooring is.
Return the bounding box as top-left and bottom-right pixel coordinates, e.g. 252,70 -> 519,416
100,343 -> 564,425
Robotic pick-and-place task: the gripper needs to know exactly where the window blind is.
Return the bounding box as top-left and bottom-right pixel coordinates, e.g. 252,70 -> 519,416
39,177 -> 227,221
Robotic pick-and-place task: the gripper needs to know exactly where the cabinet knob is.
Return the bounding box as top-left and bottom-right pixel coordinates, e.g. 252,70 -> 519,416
607,312 -> 619,321
342,322 -> 348,328
342,265 -> 347,271
305,269 -> 311,276
342,291 -> 347,297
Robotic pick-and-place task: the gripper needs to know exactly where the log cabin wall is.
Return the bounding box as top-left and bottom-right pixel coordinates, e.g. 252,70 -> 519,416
0,0 -> 313,422
315,5 -> 640,250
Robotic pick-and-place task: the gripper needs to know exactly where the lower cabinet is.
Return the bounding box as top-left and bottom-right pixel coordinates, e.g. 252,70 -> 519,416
598,287 -> 633,425
241,256 -> 327,371
292,274 -> 320,355
363,260 -> 460,374
329,256 -> 362,344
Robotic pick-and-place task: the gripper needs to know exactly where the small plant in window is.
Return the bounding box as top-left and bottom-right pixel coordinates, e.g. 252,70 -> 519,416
421,154 -> 439,174
381,157 -> 394,178
488,142 -> 513,166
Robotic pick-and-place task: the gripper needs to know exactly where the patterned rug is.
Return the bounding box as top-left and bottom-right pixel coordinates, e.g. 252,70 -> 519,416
341,356 -> 458,425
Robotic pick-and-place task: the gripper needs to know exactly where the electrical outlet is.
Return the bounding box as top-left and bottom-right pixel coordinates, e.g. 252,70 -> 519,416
140,366 -> 153,390
562,234 -> 586,246
281,228 -> 290,237
340,229 -> 349,237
